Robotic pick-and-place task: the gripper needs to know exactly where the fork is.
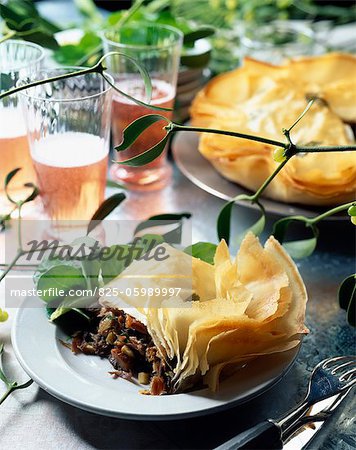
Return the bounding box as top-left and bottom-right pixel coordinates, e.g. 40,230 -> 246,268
214,355 -> 356,450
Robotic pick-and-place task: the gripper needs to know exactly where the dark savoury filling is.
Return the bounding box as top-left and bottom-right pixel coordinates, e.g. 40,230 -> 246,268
71,307 -> 173,395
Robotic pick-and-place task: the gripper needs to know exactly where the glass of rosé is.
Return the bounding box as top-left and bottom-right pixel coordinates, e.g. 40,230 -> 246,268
102,23 -> 183,191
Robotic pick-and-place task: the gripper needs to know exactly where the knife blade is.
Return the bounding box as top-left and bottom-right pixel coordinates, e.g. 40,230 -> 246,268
283,387 -> 352,449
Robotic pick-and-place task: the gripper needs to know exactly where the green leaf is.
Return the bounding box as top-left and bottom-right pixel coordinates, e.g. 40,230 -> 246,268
3,0 -> 61,33
4,168 -> 21,190
0,73 -> 14,92
37,17 -> 61,35
339,274 -> 356,311
0,3 -> 26,31
21,30 -> 59,50
49,305 -> 91,322
217,200 -> 234,244
0,1 -> 60,49
101,245 -> 129,282
272,217 -> 296,242
237,209 -> 266,244
183,26 -> 215,45
217,197 -> 266,245
134,212 -> 191,235
22,182 -> 39,204
54,45 -> 84,65
100,52 -> 153,106
0,343 -> 12,387
100,52 -> 172,112
184,242 -> 217,265
49,306 -> 71,321
0,367 -> 10,387
3,169 -> 39,206
99,53 -> 172,112
87,193 -> 126,235
100,244 -> 133,283
347,295 -> 355,327
116,133 -> 170,167
36,265 -> 86,303
180,49 -> 211,69
0,213 -> 12,232
338,274 -> 356,327
106,11 -> 124,26
46,306 -> 55,319
247,212 -> 266,237
137,233 -> 165,250
273,216 -> 319,259
54,31 -> 101,65
282,237 -> 317,259
80,257 -> 101,289
79,32 -> 102,50
4,168 -> 21,204
134,212 -> 191,245
106,179 -> 126,190
115,114 -> 171,152
70,236 -> 98,249
100,234 -> 166,283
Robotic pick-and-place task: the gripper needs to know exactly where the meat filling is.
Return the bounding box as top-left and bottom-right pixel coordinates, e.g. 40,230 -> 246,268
71,307 -> 173,395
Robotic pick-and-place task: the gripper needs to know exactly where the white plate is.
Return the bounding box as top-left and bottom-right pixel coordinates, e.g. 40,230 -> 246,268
172,130 -> 347,220
12,296 -> 300,420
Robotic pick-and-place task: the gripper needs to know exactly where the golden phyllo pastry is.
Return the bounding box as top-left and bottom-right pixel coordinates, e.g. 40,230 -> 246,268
191,53 -> 356,205
100,233 -> 308,393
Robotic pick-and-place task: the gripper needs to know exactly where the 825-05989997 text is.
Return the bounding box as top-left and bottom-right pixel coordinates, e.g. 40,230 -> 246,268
9,287 -> 183,299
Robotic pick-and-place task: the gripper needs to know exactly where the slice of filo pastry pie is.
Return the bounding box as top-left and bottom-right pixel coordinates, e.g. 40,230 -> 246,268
96,233 -> 308,395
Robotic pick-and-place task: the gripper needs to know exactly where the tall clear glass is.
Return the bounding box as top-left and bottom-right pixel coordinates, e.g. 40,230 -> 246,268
18,69 -> 112,222
0,40 -> 44,211
102,22 -> 183,191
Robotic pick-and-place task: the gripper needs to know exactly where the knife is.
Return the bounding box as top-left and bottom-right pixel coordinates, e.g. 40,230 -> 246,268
283,387 -> 352,449
214,355 -> 356,450
214,389 -> 352,450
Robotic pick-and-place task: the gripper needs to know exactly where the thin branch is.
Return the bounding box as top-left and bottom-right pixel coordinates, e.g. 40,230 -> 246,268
0,30 -> 16,44
287,99 -> 316,133
297,145 -> 356,153
171,123 -> 287,148
308,201 -> 355,224
0,65 -> 98,101
170,122 -> 356,155
0,251 -> 24,283
0,380 -> 33,406
17,204 -> 23,251
115,0 -> 146,28
251,158 -> 290,201
75,44 -> 103,67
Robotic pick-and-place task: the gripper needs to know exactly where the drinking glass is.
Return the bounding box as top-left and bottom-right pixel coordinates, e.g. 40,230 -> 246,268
0,40 -> 44,211
102,22 -> 183,190
240,22 -> 324,64
18,68 -> 113,223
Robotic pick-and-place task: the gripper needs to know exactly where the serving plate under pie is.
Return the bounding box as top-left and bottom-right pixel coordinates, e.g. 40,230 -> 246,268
12,296 -> 299,420
172,130 -> 347,221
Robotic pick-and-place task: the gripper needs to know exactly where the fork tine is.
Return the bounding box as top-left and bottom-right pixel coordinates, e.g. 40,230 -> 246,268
340,367 -> 356,382
331,360 -> 356,374
343,375 -> 356,390
322,356 -> 356,369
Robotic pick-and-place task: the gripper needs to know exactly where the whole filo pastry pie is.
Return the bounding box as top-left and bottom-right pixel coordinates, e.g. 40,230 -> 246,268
191,53 -> 356,205
73,234 -> 308,395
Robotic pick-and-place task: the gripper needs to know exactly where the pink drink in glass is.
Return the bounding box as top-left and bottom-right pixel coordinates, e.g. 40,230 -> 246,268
111,78 -> 174,190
